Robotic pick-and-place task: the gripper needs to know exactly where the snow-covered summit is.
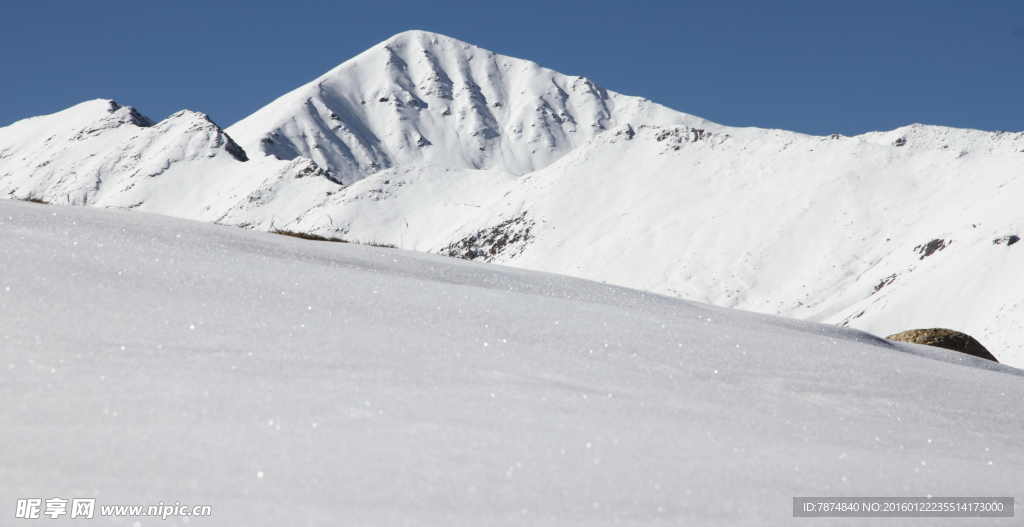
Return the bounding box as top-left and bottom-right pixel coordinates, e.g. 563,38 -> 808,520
225,30 -> 718,184
0,99 -> 250,207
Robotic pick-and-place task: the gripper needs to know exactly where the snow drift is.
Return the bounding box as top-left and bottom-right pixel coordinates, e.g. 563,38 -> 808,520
1,199 -> 1021,525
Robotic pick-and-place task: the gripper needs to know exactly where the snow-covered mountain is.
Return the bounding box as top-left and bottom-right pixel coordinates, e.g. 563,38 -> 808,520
0,99 -> 342,223
2,199 -> 1022,526
412,124 -> 1024,365
225,30 -> 716,184
0,100 -> 246,206
274,119 -> 1024,366
2,30 -> 1023,367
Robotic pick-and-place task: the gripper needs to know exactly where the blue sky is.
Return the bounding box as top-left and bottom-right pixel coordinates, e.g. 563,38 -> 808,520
2,1 -> 1022,135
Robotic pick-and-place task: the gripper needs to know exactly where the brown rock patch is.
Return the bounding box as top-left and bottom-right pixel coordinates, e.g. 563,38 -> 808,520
886,328 -> 998,362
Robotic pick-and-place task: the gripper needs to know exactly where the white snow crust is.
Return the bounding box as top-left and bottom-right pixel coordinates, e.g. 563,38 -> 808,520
1,199 -> 1021,525
2,31 -> 1024,369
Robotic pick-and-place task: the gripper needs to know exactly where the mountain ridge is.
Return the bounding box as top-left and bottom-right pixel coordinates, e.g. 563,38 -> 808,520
225,30 -> 721,184
1,30 -> 1022,367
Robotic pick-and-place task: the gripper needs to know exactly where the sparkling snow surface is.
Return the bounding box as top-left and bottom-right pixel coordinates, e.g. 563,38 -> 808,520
1,200 -> 1021,526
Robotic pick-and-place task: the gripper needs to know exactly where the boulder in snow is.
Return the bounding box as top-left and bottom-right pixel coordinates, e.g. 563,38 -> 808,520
886,328 -> 998,362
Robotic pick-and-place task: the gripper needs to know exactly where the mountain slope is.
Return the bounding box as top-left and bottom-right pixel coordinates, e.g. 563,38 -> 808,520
1,199 -> 1022,526
1,32 -> 1023,368
225,30 -> 718,184
281,123 -> 1024,366
439,125 -> 1024,366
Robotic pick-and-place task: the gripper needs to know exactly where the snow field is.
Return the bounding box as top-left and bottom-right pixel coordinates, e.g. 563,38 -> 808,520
1,199 -> 1021,525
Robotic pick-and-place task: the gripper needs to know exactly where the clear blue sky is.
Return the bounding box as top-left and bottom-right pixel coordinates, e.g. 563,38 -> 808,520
2,1 -> 1022,136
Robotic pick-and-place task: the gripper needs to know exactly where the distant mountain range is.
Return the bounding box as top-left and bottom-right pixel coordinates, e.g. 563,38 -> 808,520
2,30 -> 1022,366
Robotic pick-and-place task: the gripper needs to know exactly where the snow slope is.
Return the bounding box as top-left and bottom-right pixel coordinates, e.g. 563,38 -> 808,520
2,31 -> 1024,369
857,123 -> 1024,155
284,124 -> 1024,367
1,199 -> 1021,526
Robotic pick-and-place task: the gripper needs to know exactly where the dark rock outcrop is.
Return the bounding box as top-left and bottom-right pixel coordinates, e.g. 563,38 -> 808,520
886,328 -> 998,362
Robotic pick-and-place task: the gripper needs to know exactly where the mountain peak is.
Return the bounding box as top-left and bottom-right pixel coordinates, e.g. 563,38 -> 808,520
381,29 -> 464,47
225,31 -> 710,185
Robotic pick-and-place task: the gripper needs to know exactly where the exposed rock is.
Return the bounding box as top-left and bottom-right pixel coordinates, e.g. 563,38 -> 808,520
886,328 -> 998,362
914,238 -> 948,259
993,235 -> 1020,246
440,212 -> 534,262
873,273 -> 898,293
